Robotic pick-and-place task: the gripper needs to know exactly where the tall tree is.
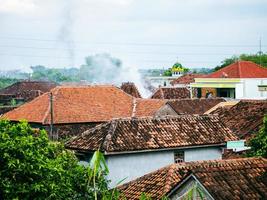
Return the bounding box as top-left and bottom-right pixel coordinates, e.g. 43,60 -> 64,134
247,116 -> 267,158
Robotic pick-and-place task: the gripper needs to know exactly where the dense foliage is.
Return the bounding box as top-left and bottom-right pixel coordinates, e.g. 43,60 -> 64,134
214,53 -> 267,71
248,116 -> 267,158
0,120 -> 117,200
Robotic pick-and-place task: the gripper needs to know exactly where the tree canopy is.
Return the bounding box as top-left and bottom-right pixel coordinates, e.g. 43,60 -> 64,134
0,120 -> 115,199
247,115 -> 267,158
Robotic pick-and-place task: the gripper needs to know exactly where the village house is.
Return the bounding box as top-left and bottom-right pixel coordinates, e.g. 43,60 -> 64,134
65,115 -> 238,186
191,61 -> 267,99
208,100 -> 267,139
1,85 -> 167,138
118,157 -> 267,200
0,81 -> 57,114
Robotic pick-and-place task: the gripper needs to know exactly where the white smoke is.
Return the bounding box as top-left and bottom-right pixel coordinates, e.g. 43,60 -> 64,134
57,0 -> 75,67
79,54 -> 151,97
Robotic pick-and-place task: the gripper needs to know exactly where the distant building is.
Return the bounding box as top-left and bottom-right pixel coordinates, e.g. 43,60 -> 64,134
145,76 -> 176,88
0,81 -> 57,114
65,116 -> 237,186
0,81 -> 57,102
191,61 -> 267,99
118,157 -> 267,200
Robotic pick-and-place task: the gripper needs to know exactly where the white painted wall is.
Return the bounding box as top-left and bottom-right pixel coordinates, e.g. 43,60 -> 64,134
236,78 -> 267,99
106,147 -> 223,187
106,151 -> 173,187
184,147 -> 222,162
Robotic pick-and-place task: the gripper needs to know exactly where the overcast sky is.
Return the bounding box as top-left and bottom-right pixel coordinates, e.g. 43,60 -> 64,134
0,0 -> 267,71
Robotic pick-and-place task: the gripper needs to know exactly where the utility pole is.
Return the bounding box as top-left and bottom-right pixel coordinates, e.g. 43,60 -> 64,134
49,92 -> 54,140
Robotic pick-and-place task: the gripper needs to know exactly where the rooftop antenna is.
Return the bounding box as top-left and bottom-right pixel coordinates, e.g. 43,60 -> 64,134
259,37 -> 262,66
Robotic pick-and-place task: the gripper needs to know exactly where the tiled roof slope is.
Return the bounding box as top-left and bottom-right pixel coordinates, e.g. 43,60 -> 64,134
151,87 -> 190,99
167,98 -> 225,115
120,82 -> 142,98
134,99 -> 166,117
170,74 -> 206,85
205,61 -> 267,78
2,85 -> 134,124
118,157 -> 267,200
65,116 -> 237,153
210,100 -> 267,138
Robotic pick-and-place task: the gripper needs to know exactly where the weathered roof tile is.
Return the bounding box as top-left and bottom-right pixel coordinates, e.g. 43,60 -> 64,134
118,157 -> 267,200
65,116 -> 237,153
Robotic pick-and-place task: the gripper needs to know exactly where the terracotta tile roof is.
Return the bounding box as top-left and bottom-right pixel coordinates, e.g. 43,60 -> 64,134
210,100 -> 267,138
120,82 -> 142,98
133,99 -> 166,117
151,87 -> 190,99
118,157 -> 267,200
2,85 -> 166,125
0,81 -> 57,101
2,85 -> 135,124
205,61 -> 267,78
170,74 -> 206,85
65,116 -> 237,153
167,98 -> 225,115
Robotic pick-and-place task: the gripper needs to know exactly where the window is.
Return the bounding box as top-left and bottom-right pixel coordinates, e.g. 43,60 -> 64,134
174,151 -> 184,163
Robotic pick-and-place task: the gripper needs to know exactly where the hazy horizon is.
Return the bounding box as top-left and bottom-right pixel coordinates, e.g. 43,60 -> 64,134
0,0 -> 267,71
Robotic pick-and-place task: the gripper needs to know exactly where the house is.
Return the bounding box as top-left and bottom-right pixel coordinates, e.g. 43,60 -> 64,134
120,82 -> 142,98
209,100 -> 267,139
170,73 -> 206,87
191,61 -> 267,99
0,80 -> 57,102
118,157 -> 267,200
0,81 -> 57,114
155,98 -> 225,116
2,85 -> 166,138
65,115 -> 238,186
151,87 -> 193,99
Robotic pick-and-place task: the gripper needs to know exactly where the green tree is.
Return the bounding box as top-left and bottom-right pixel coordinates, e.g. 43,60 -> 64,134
214,53 -> 267,71
247,116 -> 267,158
0,120 -> 113,199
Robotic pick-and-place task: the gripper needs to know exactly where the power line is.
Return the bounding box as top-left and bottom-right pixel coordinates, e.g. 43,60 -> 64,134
0,45 -> 237,56
0,53 -> 223,63
0,36 -> 266,47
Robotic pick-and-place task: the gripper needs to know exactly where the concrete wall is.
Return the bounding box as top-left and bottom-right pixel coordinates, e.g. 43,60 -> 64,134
106,146 -> 223,187
184,147 -> 222,162
241,78 -> 267,99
